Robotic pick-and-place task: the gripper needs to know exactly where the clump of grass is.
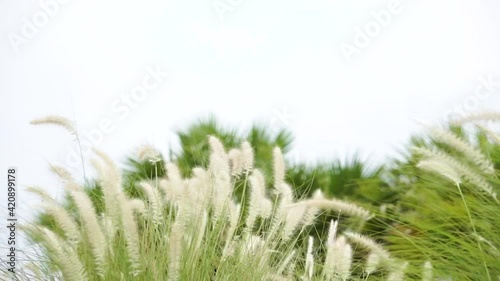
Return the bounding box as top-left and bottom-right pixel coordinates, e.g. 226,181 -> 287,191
383,113 -> 500,280
3,115 -> 413,281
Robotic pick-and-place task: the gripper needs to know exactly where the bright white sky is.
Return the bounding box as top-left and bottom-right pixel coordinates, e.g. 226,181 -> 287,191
1,0 -> 500,224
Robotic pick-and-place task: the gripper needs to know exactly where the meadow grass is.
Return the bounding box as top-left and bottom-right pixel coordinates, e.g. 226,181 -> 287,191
2,113 -> 499,280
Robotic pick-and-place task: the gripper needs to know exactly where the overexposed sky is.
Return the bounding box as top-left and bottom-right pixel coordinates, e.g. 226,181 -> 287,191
1,0 -> 500,222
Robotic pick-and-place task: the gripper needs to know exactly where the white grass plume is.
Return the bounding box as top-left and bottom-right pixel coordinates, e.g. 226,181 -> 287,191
326,220 -> 338,247
281,204 -> 307,242
38,203 -> 80,244
99,214 -> 117,247
413,147 -> 498,202
40,227 -> 87,281
240,235 -> 265,259
417,159 -> 462,185
241,141 -> 254,172
67,190 -> 107,275
168,201 -> 192,279
246,171 -> 267,230
139,181 -> 164,224
271,183 -> 295,237
194,210 -> 208,253
228,148 -> 244,176
286,198 -> 373,221
387,261 -> 408,281
249,169 -> 273,219
31,115 -> 77,135
49,164 -> 75,184
304,236 -> 314,280
365,252 -> 382,275
301,190 -> 324,227
128,199 -> 146,215
273,147 -> 286,189
26,186 -> 57,203
427,126 -> 495,175
344,232 -> 391,262
208,137 -> 232,220
450,110 -> 500,125
477,125 -> 500,144
118,193 -> 142,273
90,156 -> 122,224
323,235 -> 352,281
208,135 -> 228,161
168,219 -> 183,281
223,203 -> 241,257
137,144 -> 161,162
162,163 -> 185,203
32,115 -> 88,179
50,164 -> 107,271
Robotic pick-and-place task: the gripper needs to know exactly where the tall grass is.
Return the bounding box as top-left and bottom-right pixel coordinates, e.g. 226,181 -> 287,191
381,115 -> 500,280
5,113 -> 498,280
2,116 -> 416,281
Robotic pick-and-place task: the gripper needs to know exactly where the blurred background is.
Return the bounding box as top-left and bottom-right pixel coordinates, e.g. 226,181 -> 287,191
1,0 -> 500,222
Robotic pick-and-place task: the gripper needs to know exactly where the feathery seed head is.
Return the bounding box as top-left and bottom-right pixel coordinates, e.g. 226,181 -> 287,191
286,198 -> 373,221
450,110 -> 500,125
166,163 -> 183,182
326,235 -> 352,281
136,144 -> 161,163
365,252 -> 381,275
241,141 -> 254,171
327,220 -> 338,246
242,235 -> 265,257
344,232 -> 391,262
281,204 -> 307,242
228,148 -> 244,176
128,199 -> 146,215
139,181 -> 163,224
119,194 -> 142,272
477,125 -> 500,144
38,203 -> 80,243
304,236 -> 314,280
27,186 -> 56,203
427,126 -> 495,175
387,261 -> 408,281
192,167 -> 207,178
312,189 -> 324,199
40,227 -> 87,281
273,147 -> 285,189
417,159 -> 462,185
68,190 -> 107,274
49,164 -> 74,183
31,115 -> 77,135
259,198 -> 273,219
413,146 -> 498,202
208,136 -> 228,159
